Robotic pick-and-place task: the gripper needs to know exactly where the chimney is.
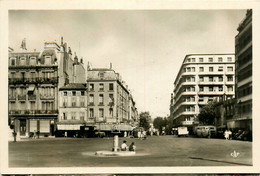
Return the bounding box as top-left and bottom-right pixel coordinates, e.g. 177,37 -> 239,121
110,63 -> 112,69
80,57 -> 83,64
61,37 -> 63,45
74,52 -> 78,64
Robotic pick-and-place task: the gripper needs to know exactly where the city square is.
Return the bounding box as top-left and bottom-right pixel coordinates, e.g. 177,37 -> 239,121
9,136 -> 252,167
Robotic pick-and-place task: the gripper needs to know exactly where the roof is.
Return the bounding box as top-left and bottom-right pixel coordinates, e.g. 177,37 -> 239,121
59,83 -> 87,90
87,68 -> 118,80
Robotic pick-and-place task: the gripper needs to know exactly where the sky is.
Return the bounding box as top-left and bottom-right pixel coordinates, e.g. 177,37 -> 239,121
9,10 -> 246,118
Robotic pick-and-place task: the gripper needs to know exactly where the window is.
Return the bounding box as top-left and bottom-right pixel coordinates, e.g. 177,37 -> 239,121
80,97 -> 85,106
209,67 -> 213,72
218,66 -> 223,71
109,94 -> 114,103
89,108 -> 94,118
199,76 -> 204,82
63,113 -> 67,120
191,97 -> 195,102
30,57 -> 36,65
30,101 -> 35,110
20,57 -> 26,65
187,58 -> 191,62
89,84 -> 94,91
80,112 -> 84,121
11,58 -> 16,66
191,87 -> 195,92
72,91 -> 76,96
99,94 -> 104,105
99,108 -> 104,117
199,58 -> 203,62
72,98 -> 76,107
109,83 -> 114,91
64,91 -> 67,96
227,86 -> 233,92
227,76 -> 233,81
99,72 -> 104,79
89,94 -> 94,103
63,98 -> 68,107
187,67 -> 191,72
99,83 -> 104,91
227,57 -> 232,62
199,97 -> 204,102
209,86 -> 213,92
109,108 -> 113,117
219,76 -> 223,82
199,67 -> 204,72
199,86 -> 204,92
227,66 -> 233,71
218,57 -> 223,62
192,58 -> 195,62
208,57 -> 213,62
209,77 -> 213,82
191,67 -> 195,72
81,91 -> 85,96
45,56 -> 51,65
219,86 -> 223,92
71,112 -> 76,120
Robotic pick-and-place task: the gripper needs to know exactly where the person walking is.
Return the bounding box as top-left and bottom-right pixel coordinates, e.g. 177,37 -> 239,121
13,130 -> 17,142
224,129 -> 229,140
33,130 -> 36,139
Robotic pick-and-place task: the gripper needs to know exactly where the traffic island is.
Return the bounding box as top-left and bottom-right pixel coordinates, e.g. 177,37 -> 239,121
95,150 -> 136,157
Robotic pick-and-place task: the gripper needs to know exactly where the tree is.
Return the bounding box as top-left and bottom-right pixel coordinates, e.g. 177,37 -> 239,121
153,117 -> 166,134
139,111 -> 151,130
198,101 -> 218,125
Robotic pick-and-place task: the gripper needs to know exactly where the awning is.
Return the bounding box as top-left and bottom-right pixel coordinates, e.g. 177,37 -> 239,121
28,85 -> 35,92
57,124 -> 84,130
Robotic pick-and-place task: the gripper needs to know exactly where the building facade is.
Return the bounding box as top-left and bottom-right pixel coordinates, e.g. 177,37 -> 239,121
8,38 -> 84,138
170,54 -> 235,132
57,83 -> 87,137
86,66 -> 138,135
230,9 -> 252,130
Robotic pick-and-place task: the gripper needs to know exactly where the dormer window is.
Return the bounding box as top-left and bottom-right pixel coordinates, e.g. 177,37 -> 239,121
20,57 -> 26,65
99,72 -> 105,79
30,57 -> 36,65
10,57 -> 16,66
45,56 -> 51,65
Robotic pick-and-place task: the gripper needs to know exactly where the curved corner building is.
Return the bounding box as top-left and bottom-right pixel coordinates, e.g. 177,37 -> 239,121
171,54 -> 235,132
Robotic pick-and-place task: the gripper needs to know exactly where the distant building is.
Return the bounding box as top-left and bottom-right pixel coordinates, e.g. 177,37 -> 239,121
170,54 -> 235,132
86,65 -> 138,135
57,83 -> 87,137
231,9 -> 252,130
8,38 -> 85,138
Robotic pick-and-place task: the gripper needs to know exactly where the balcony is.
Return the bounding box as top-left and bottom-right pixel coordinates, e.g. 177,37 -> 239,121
40,95 -> 55,100
18,95 -> 26,101
8,77 -> 58,84
9,95 -> 16,101
88,102 -> 94,106
37,77 -> 58,84
28,95 -> 36,100
9,110 -> 58,115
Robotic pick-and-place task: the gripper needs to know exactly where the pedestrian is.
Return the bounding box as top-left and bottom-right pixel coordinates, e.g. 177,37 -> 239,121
33,130 -> 36,139
13,130 -> 17,142
137,131 -> 141,139
124,131 -> 127,138
121,140 -> 128,151
143,130 -> 147,140
129,142 -> 136,152
228,129 -> 232,140
224,129 -> 229,140
37,130 -> 40,139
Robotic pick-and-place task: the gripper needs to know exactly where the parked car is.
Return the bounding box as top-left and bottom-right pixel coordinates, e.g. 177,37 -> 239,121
194,125 -> 216,138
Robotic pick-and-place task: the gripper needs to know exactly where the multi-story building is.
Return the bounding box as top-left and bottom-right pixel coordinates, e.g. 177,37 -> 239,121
170,54 -> 235,132
86,65 -> 138,136
230,9 -> 252,130
57,83 -> 87,137
8,38 -> 82,138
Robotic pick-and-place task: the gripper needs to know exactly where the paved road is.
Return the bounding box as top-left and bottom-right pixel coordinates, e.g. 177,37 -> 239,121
9,136 -> 252,167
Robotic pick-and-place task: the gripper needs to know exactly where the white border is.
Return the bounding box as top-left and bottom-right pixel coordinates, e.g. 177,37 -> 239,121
1,0 -> 260,174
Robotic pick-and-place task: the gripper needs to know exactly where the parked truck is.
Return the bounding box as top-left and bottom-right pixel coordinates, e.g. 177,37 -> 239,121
177,127 -> 189,137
